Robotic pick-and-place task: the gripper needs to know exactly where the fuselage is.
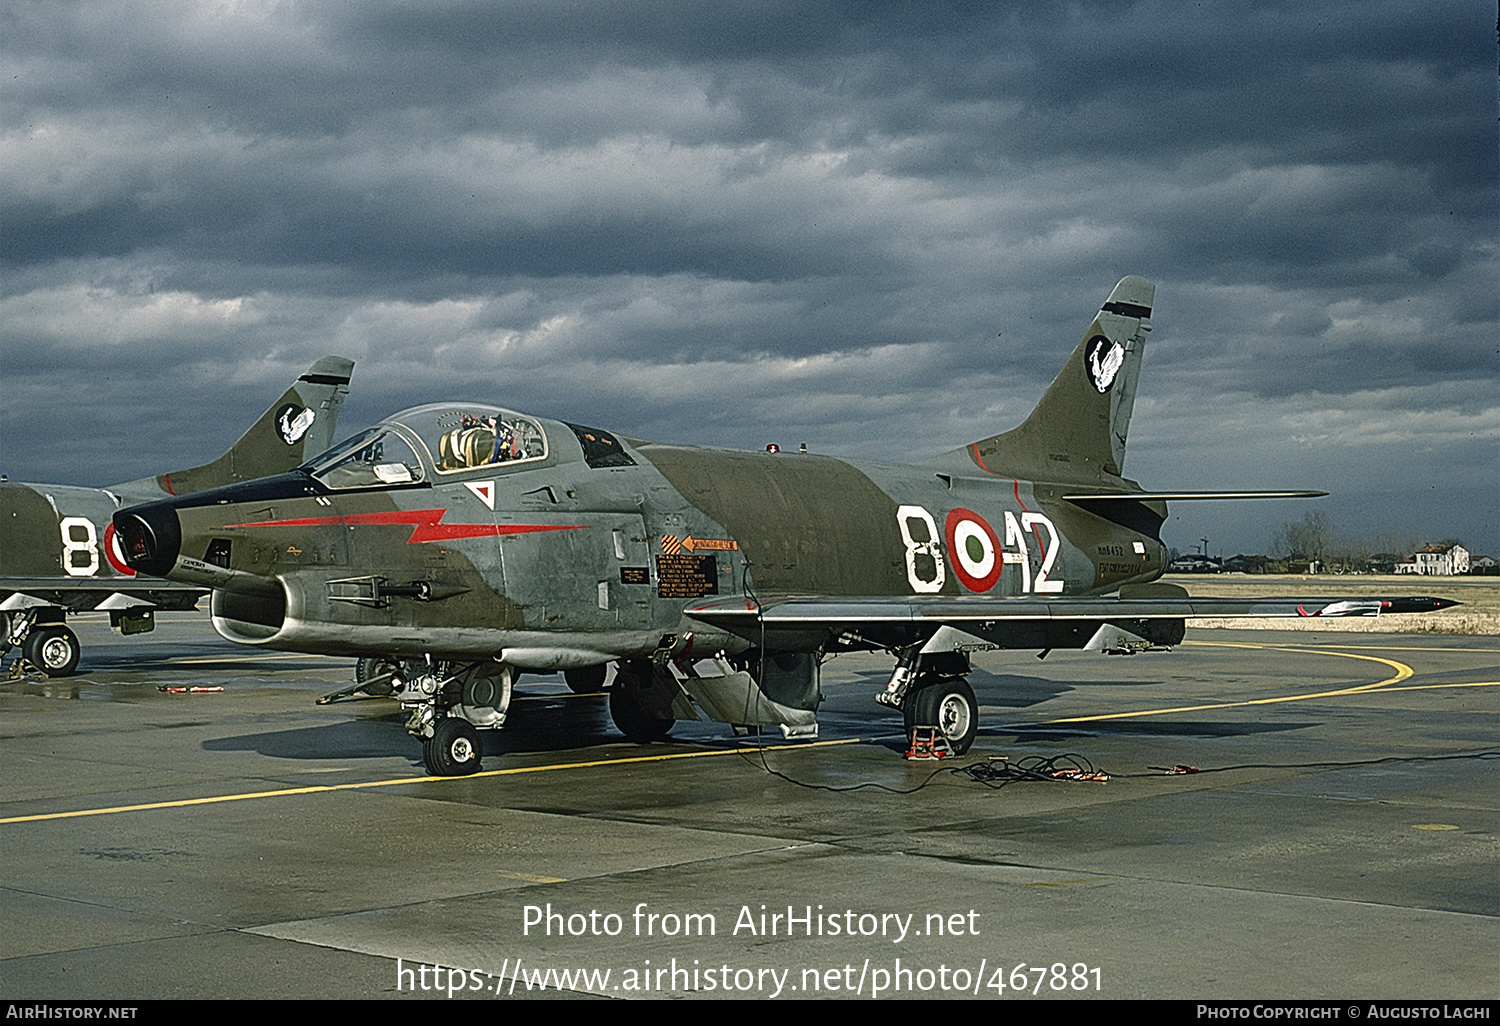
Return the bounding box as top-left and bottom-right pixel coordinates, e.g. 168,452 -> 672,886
115,402 -> 1168,670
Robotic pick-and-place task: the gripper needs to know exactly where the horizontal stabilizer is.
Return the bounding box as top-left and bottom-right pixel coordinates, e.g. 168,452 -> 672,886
1063,489 -> 1328,502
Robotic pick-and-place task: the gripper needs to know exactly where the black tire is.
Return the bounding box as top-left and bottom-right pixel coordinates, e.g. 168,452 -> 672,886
563,664 -> 608,694
24,625 -> 80,678
609,683 -> 674,742
355,656 -> 398,696
903,677 -> 978,755
424,717 -> 483,776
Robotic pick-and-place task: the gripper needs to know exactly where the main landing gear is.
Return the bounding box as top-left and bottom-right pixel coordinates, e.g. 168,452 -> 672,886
876,649 -> 980,756
3,611 -> 81,679
563,663 -> 610,694
902,676 -> 978,755
607,660 -> 676,742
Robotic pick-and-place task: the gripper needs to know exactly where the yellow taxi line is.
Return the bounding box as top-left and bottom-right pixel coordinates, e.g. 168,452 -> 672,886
1369,680 -> 1499,693
0,738 -> 861,825
1304,644 -> 1500,654
1050,642 -> 1414,724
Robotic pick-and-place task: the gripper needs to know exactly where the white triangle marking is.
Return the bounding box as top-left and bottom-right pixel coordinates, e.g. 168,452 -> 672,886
464,481 -> 495,510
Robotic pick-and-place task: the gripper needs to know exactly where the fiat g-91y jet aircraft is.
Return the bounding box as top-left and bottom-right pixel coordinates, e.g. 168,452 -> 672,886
1,357 -> 352,675
114,280 -> 1454,774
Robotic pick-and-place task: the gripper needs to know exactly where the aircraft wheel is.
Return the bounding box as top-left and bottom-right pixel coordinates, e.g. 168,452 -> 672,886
609,684 -> 674,742
24,626 -> 80,678
903,677 -> 978,755
355,656 -> 399,696
424,717 -> 483,776
564,664 -> 608,694
457,665 -> 513,728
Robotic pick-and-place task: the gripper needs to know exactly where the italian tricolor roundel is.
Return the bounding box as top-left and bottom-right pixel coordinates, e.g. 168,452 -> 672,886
103,522 -> 136,577
944,507 -> 1001,592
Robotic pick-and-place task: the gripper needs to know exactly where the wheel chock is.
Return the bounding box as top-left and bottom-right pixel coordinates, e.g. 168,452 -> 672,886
905,726 -> 951,760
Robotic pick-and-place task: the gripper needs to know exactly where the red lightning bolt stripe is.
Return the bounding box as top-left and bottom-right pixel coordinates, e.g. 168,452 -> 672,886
221,509 -> 584,544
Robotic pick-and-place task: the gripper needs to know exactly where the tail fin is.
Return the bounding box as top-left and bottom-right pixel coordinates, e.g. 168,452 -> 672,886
937,276 -> 1154,482
155,356 -> 354,495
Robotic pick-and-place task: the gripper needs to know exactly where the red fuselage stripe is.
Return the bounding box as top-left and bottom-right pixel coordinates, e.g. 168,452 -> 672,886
221,509 -> 584,545
1012,477 -> 1048,559
963,446 -> 1051,560
969,442 -> 994,475
969,444 -> 1047,556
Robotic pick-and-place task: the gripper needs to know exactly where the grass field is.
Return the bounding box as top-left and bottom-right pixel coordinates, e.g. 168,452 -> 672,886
1162,573 -> 1500,636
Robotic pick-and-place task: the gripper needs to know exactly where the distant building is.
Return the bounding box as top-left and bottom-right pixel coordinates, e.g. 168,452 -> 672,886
1471,555 -> 1497,575
1412,543 -> 1470,576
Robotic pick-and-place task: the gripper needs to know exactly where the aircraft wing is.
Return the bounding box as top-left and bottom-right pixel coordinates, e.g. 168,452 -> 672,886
683,592 -> 1458,652
0,577 -> 203,614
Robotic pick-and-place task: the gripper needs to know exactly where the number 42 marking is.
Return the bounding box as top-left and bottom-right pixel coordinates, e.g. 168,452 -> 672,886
897,505 -> 1060,595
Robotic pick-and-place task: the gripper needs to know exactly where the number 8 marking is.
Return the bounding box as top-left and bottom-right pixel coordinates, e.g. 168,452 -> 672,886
59,517 -> 100,577
896,505 -> 946,593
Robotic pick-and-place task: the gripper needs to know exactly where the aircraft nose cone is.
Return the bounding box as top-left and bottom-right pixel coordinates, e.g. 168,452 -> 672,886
113,502 -> 182,578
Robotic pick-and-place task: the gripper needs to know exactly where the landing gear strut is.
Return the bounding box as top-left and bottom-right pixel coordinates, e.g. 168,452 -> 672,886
398,660 -> 513,776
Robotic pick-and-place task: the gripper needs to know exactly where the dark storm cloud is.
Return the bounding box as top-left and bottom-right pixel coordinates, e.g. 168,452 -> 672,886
1,0 -> 1494,551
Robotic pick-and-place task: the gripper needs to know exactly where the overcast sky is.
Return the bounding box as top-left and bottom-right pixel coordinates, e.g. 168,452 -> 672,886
3,0 -> 1495,557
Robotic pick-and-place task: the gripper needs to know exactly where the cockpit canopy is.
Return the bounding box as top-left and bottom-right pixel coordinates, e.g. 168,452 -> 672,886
305,404 -> 547,490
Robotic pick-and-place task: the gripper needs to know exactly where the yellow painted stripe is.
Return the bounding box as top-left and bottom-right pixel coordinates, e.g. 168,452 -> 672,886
1308,644 -> 1500,654
1375,681 -> 1500,693
1051,643 -> 1414,724
0,738 -> 861,825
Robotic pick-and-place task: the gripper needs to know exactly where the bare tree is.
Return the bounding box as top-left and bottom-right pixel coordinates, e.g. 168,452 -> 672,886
1271,511 -> 1333,562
